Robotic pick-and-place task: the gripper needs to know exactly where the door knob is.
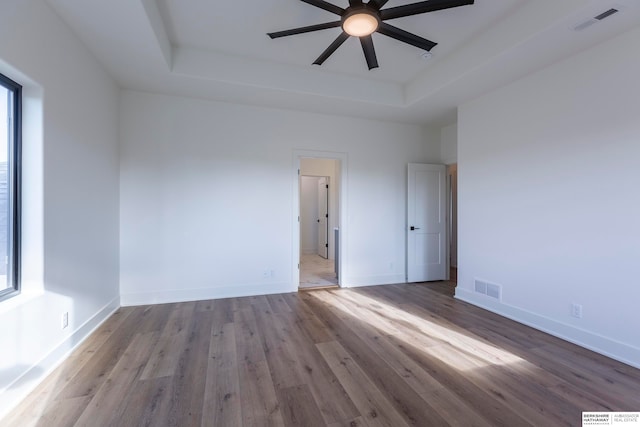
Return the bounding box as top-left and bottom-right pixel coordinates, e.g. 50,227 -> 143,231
410,226 -> 420,231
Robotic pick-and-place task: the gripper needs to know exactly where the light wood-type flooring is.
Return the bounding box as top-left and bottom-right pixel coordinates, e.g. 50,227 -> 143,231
3,281 -> 640,426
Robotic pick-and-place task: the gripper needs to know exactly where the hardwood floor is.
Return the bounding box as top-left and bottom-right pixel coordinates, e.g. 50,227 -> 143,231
3,282 -> 640,426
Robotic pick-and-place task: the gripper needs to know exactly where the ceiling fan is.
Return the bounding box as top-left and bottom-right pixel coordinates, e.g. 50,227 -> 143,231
268,0 -> 474,70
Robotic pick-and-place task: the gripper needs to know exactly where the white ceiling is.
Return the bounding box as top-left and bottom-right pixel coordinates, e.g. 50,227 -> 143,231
46,0 -> 640,126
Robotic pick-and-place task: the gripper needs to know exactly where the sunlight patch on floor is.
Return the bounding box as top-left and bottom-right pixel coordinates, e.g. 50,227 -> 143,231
310,288 -> 526,372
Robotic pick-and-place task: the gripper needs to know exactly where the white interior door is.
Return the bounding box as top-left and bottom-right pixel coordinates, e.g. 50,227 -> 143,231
317,177 -> 329,258
407,163 -> 446,282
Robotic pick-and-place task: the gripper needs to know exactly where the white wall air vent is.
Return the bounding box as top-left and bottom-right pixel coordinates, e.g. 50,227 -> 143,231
474,280 -> 487,294
474,279 -> 502,301
572,7 -> 621,31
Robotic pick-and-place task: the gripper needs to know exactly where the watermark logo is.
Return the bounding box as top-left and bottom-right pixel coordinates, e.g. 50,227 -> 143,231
583,412 -> 640,426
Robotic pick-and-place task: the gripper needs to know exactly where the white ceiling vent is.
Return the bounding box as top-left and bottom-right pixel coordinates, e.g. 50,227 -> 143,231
572,7 -> 621,31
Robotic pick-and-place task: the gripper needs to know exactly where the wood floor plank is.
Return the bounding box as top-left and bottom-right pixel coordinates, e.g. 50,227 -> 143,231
338,288 -> 523,368
322,289 -> 441,349
327,416 -> 370,427
534,342 -> 640,391
202,322 -> 242,427
546,382 -> 617,413
330,289 -> 533,426
277,384 -> 326,427
161,310 -> 214,427
140,302 -> 195,380
34,396 -> 91,427
252,306 -> 305,390
112,377 -> 172,426
314,289 -> 444,395
275,311 -> 361,424
0,309 -> 134,427
248,295 -> 274,316
306,292 -> 450,426
74,331 -> 159,426
235,305 -> 284,427
281,292 -> 335,344
234,307 -> 268,365
238,360 -> 285,427
441,344 -> 580,427
529,344 -> 640,410
195,299 -> 214,312
4,282 -> 640,427
211,298 -> 236,325
266,293 -> 293,314
386,333 -> 536,427
317,341 -> 410,427
57,304 -> 171,401
419,387 -> 494,427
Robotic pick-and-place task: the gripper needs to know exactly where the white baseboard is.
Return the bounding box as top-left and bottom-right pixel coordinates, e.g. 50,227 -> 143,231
120,282 -> 295,306
455,288 -> 640,369
343,274 -> 406,288
0,296 -> 120,420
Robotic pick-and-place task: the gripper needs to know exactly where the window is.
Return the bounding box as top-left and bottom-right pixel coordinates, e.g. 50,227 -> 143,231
0,72 -> 21,301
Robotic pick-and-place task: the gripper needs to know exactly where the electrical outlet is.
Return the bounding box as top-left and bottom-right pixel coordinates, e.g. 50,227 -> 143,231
571,303 -> 583,319
62,312 -> 69,329
263,270 -> 274,279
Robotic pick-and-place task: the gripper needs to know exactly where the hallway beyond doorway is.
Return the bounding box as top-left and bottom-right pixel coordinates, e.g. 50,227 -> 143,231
299,253 -> 337,289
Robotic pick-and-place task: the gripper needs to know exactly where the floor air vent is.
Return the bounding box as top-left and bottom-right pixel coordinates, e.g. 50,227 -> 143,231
474,279 -> 502,301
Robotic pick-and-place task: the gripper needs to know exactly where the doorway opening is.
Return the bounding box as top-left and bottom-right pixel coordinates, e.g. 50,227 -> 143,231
294,155 -> 344,290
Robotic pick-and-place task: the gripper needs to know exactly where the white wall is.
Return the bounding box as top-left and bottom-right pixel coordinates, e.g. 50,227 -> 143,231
300,176 -> 319,254
0,0 -> 120,417
456,26 -> 640,368
440,124 -> 458,165
120,90 -> 440,304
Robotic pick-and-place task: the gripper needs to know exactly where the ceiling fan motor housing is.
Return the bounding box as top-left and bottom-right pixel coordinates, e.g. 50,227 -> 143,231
341,6 -> 381,37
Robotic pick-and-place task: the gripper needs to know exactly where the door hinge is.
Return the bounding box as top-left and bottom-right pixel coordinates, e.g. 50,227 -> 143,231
325,244 -> 328,248
326,184 -> 328,189
298,263 -> 300,269
298,169 -> 300,175
325,214 -> 328,218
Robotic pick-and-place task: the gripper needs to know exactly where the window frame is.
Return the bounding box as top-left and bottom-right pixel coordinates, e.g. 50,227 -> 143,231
0,72 -> 22,302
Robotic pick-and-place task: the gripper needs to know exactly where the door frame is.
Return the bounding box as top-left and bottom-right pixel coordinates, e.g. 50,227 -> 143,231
446,164 -> 457,281
292,150 -> 348,289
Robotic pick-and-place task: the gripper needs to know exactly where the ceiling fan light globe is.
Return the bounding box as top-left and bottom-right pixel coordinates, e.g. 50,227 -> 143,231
343,13 -> 379,37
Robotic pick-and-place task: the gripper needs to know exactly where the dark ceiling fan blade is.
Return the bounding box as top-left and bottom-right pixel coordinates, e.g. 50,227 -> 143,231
300,0 -> 345,16
349,0 -> 363,5
268,21 -> 342,39
313,32 -> 350,65
380,0 -> 473,21
368,0 -> 390,10
360,35 -> 379,70
377,22 -> 437,51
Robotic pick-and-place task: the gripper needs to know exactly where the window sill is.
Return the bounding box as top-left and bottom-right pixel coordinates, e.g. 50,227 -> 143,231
0,289 -> 44,314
